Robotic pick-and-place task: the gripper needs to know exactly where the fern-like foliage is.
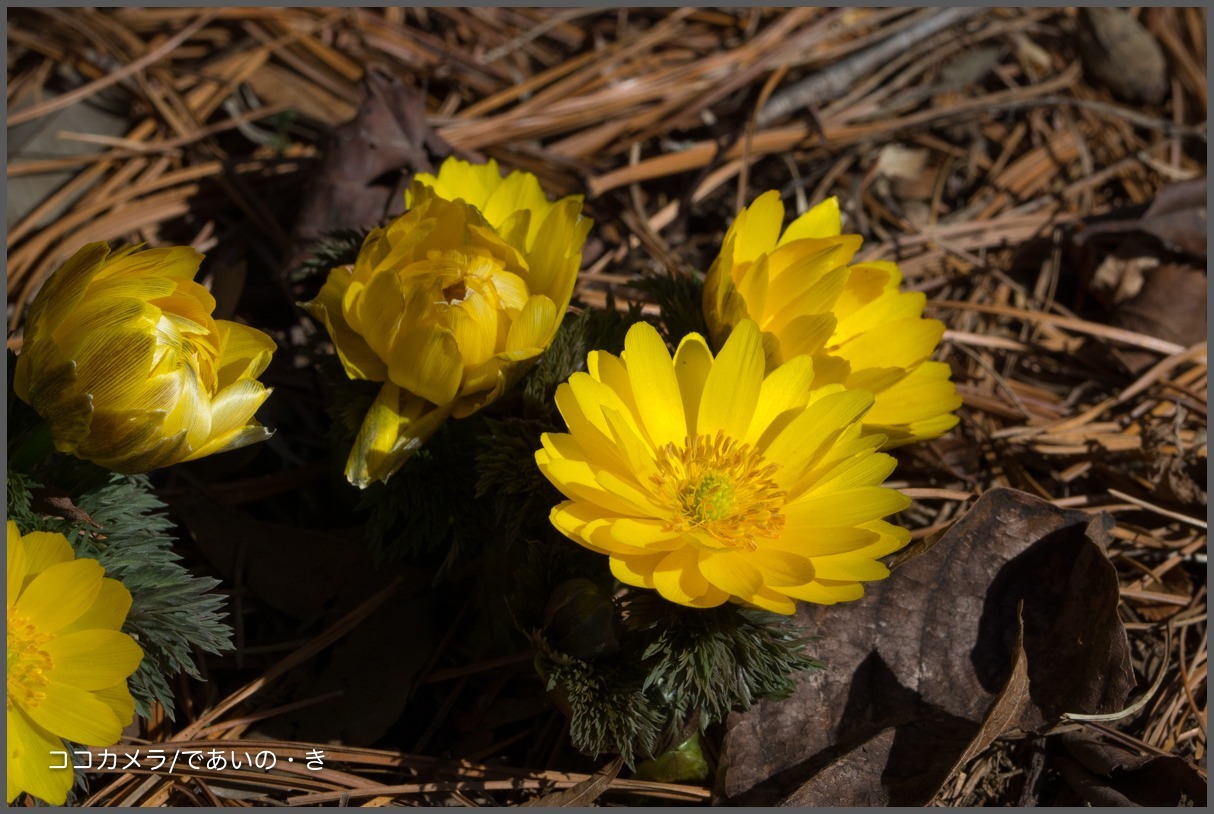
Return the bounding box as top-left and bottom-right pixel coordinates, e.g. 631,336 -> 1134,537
290,227 -> 372,282
547,658 -> 666,767
7,469 -> 233,719
631,271 -> 710,347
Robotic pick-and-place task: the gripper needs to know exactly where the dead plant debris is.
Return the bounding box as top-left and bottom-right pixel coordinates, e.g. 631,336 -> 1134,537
7,7 -> 1206,807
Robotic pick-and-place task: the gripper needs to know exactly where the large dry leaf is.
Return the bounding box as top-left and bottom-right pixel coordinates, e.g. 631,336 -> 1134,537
717,487 -> 1136,806
284,70 -> 451,275
1057,730 -> 1208,806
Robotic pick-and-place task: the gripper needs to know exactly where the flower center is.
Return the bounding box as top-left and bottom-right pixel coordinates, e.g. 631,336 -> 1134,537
652,431 -> 786,550
7,609 -> 54,711
442,279 -> 468,303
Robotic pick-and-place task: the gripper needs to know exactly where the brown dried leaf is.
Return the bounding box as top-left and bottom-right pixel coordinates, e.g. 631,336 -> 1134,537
1059,731 -> 1208,806
1078,8 -> 1168,105
284,70 -> 451,275
521,757 -> 623,807
1111,262 -> 1207,373
716,488 -> 1135,806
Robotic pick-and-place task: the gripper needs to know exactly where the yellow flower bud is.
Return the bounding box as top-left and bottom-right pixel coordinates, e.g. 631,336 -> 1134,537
703,192 -> 962,446
301,158 -> 593,487
13,243 -> 276,473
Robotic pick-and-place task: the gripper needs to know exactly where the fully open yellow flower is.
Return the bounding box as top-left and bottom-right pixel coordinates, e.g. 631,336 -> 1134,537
7,521 -> 143,805
301,157 -> 592,487
14,243 -> 276,473
535,320 -> 911,615
703,192 -> 962,446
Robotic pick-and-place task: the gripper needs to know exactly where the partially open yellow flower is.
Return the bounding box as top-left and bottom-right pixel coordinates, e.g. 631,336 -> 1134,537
703,192 -> 961,446
302,158 -> 592,487
535,319 -> 911,615
7,521 -> 143,805
14,243 -> 276,473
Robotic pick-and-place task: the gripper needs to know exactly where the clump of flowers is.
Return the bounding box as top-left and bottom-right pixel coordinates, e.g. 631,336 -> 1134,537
703,192 -> 961,446
13,243 -> 276,473
302,157 -> 593,487
535,319 -> 911,614
7,521 -> 143,805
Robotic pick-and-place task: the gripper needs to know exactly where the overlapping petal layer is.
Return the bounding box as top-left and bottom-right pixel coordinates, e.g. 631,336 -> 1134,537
301,158 -> 592,487
536,320 -> 911,614
703,191 -> 962,446
14,244 -> 275,473
6,522 -> 143,805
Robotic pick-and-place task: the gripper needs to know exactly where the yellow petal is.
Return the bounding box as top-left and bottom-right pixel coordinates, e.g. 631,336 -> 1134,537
778,196 -> 842,242
565,371 -> 647,452
762,526 -> 881,557
446,289 -> 498,369
482,168 -> 551,241
414,157 -> 491,205
672,333 -> 713,437
187,379 -> 273,461
749,548 -> 815,588
651,547 -> 716,606
730,191 -> 784,264
14,560 -> 103,634
835,317 -> 944,379
547,501 -> 617,556
57,578 -> 132,636
355,263 -> 409,359
23,681 -> 123,746
527,198 -> 589,306
743,354 -> 815,448
538,456 -> 650,518
608,518 -> 683,550
761,389 -> 874,488
623,322 -> 686,448
92,682 -> 136,732
697,320 -> 765,441
609,553 -> 662,589
346,384 -> 454,487
492,269 -> 532,315
552,382 -> 623,468
9,707 -> 73,805
810,557 -> 890,582
781,579 -> 865,605
215,321 -> 276,388
20,243 -> 112,345
806,448 -> 898,495
698,550 -> 763,598
782,486 -> 910,528
388,325 -> 463,406
770,313 -> 837,362
44,630 -> 143,690
737,586 -> 797,615
506,295 -> 558,352
17,531 -> 75,582
8,522 -> 27,609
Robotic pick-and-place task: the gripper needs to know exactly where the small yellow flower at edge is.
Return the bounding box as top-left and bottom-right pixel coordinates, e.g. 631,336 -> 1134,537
703,191 -> 962,447
7,521 -> 143,805
14,243 -> 276,473
301,157 -> 592,488
535,319 -> 912,615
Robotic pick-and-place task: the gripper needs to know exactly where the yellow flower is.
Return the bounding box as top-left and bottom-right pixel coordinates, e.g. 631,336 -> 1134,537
703,192 -> 962,446
301,157 -> 592,487
7,521 -> 143,805
13,243 -> 276,473
535,319 -> 911,615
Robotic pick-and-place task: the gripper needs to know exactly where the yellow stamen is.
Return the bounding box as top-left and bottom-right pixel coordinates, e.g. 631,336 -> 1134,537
7,609 -> 54,710
652,430 -> 786,550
